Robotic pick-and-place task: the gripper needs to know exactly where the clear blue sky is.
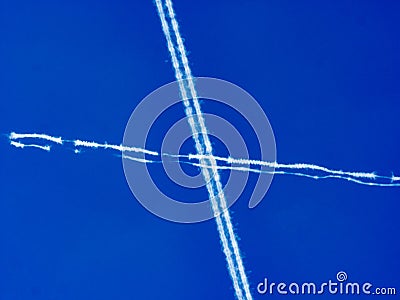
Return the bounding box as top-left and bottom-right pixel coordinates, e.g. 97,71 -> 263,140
0,0 -> 399,299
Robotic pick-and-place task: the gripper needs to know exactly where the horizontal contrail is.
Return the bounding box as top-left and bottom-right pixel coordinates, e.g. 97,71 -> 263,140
186,154 -> 399,182
186,161 -> 400,187
10,132 -> 63,144
8,132 -> 400,187
121,154 -> 157,164
10,140 -> 51,152
73,140 -> 158,156
10,132 -> 158,156
121,155 -> 400,187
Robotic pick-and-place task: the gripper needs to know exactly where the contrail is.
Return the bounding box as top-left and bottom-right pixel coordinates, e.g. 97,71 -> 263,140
121,154 -> 157,164
187,162 -> 400,187
187,154 -> 396,181
73,140 -> 158,156
4,1 -> 398,299
8,132 -> 400,186
10,140 -> 51,152
10,132 -> 62,144
156,0 -> 255,298
10,132 -> 158,156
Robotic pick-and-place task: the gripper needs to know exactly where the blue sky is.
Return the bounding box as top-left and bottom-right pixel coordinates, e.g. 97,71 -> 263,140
1,0 -> 399,299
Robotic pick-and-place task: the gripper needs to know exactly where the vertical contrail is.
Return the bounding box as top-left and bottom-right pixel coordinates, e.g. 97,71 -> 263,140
162,1 -> 253,298
155,1 -> 253,299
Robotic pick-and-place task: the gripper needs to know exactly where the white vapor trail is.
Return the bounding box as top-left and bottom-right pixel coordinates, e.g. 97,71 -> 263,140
73,140 -> 158,156
8,132 -> 400,186
10,132 -> 158,156
121,154 -> 156,164
188,162 -> 400,187
187,154 -> 399,182
10,132 -> 62,144
156,1 -> 253,299
5,1 -> 399,299
10,140 -> 51,152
